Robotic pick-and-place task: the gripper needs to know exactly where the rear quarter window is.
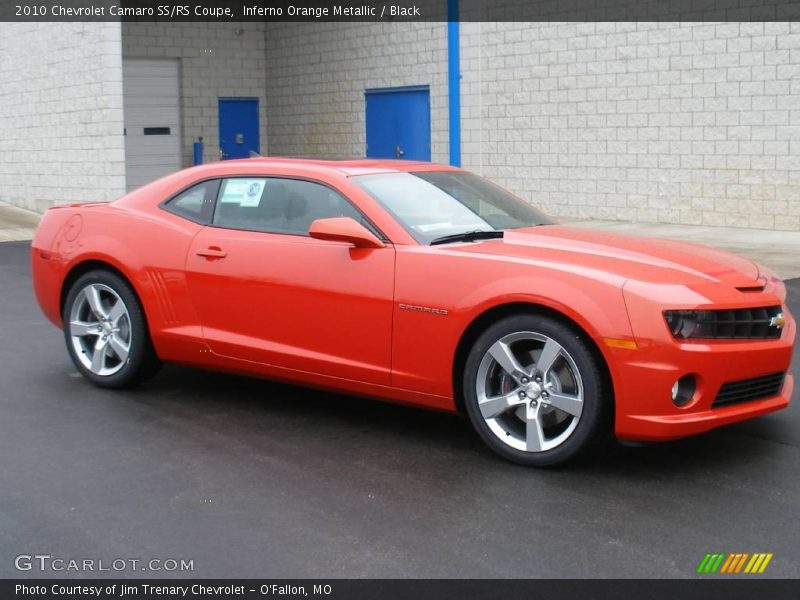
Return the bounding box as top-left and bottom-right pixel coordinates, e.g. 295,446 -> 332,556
162,180 -> 220,224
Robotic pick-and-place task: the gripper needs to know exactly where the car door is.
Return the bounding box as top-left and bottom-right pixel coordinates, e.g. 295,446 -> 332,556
185,176 -> 394,385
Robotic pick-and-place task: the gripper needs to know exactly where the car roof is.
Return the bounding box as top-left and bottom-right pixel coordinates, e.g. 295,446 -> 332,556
221,157 -> 459,176
110,157 -> 461,214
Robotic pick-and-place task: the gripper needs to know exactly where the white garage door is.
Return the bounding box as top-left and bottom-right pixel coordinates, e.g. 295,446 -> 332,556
123,58 -> 181,191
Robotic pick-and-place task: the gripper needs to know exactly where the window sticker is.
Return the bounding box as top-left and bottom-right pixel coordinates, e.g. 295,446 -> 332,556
220,178 -> 266,206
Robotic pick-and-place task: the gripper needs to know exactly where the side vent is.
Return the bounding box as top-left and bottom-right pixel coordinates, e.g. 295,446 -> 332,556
145,269 -> 180,325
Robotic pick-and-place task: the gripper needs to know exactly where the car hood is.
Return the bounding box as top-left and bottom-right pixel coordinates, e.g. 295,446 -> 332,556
444,225 -> 762,287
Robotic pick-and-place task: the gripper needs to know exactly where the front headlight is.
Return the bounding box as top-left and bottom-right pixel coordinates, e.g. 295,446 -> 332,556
664,310 -> 716,339
663,307 -> 784,340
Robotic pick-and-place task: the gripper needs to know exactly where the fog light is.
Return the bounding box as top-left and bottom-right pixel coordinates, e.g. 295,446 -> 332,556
671,374 -> 696,406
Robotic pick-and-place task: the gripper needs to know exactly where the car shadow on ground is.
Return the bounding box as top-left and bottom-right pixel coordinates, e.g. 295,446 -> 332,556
105,360 -> 792,482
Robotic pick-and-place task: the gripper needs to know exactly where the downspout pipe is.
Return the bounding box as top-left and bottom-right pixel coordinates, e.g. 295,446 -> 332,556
447,0 -> 461,167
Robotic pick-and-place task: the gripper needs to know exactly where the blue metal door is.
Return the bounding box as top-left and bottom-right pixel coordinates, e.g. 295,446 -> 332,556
365,86 -> 431,161
218,98 -> 260,160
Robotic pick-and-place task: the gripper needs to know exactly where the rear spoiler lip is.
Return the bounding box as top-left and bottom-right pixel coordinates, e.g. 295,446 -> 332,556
48,201 -> 111,210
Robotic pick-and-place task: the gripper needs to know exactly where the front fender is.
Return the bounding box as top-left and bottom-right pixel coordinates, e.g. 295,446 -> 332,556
391,247 -> 635,402
456,275 -> 633,345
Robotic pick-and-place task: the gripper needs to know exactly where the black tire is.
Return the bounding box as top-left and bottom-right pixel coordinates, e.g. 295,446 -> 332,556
462,313 -> 609,467
62,270 -> 161,388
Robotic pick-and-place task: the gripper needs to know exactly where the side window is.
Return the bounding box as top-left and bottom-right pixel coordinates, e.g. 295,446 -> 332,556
212,177 -> 371,236
163,180 -> 219,224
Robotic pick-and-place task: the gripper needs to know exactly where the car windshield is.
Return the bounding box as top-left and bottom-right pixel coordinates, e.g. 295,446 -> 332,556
353,171 -> 553,244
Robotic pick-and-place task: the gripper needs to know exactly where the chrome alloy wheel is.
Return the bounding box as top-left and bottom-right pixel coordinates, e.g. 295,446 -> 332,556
475,331 -> 584,453
68,283 -> 132,377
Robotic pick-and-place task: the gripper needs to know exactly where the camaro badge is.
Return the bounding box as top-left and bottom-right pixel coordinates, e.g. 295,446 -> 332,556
399,303 -> 449,316
769,313 -> 786,329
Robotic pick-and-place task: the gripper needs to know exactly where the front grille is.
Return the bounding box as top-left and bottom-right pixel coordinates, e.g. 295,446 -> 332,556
713,372 -> 786,408
664,306 -> 784,340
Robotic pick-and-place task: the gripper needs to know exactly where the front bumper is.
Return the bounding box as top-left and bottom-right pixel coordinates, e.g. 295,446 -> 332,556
611,278 -> 795,441
615,371 -> 792,441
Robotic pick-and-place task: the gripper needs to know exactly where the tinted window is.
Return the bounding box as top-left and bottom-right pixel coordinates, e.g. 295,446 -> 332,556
212,177 -> 368,236
354,171 -> 553,244
163,180 -> 219,224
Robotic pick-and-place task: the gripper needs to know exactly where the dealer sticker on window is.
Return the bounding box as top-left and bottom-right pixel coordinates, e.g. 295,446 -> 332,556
220,179 -> 265,207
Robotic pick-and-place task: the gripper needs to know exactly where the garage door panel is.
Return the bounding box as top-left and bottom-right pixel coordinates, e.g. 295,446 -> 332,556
125,120 -> 179,129
124,69 -> 177,79
125,120 -> 179,130
127,156 -> 182,168
126,149 -> 181,161
123,58 -> 181,192
124,75 -> 178,84
125,87 -> 180,99
128,135 -> 180,152
125,112 -> 180,124
127,167 -> 181,189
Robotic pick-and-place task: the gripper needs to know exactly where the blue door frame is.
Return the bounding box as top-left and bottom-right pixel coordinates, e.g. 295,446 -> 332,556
365,85 -> 431,162
218,97 -> 260,160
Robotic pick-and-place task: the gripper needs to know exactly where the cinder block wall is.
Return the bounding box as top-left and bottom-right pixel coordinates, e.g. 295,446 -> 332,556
461,22 -> 800,230
121,22 -> 268,166
0,23 -> 126,212
263,22 -> 449,162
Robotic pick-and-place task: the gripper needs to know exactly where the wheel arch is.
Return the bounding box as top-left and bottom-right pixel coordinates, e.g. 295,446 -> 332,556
59,257 -> 163,387
451,302 -> 615,418
60,259 -> 148,330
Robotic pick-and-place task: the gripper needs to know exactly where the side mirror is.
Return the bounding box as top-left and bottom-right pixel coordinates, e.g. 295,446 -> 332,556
308,217 -> 385,249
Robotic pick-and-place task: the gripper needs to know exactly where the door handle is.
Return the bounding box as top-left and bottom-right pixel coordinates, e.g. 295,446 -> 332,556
395,145 -> 404,158
196,246 -> 227,259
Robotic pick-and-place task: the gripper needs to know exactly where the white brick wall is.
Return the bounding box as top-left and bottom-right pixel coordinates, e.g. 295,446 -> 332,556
263,22 -> 449,162
4,20 -> 799,231
0,22 -> 126,212
460,22 -> 800,231
121,22 -> 268,166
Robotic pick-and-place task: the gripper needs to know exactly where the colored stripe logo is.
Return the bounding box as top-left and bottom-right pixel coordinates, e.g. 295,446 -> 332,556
697,553 -> 773,574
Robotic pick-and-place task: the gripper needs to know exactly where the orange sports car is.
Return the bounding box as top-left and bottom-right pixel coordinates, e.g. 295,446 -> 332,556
31,159 -> 795,466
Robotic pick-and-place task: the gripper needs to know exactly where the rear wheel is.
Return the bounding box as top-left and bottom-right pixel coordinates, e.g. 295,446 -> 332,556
463,314 -> 609,467
63,270 -> 161,388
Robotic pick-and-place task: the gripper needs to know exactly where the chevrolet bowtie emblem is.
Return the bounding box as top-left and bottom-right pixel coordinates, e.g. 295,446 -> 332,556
769,313 -> 786,329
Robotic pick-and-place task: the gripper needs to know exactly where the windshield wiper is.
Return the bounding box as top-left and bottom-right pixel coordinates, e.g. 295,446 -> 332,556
429,230 -> 504,246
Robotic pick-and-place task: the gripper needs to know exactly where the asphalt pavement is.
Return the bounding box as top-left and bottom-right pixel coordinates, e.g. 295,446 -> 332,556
1,240 -> 798,578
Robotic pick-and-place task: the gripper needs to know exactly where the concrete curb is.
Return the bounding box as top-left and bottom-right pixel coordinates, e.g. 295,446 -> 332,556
0,201 -> 39,242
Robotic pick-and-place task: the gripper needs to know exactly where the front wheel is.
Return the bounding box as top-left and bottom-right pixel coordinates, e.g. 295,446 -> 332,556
63,270 -> 161,388
463,314 -> 609,467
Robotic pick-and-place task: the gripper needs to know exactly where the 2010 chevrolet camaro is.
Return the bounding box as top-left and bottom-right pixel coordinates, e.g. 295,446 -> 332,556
31,159 -> 795,466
